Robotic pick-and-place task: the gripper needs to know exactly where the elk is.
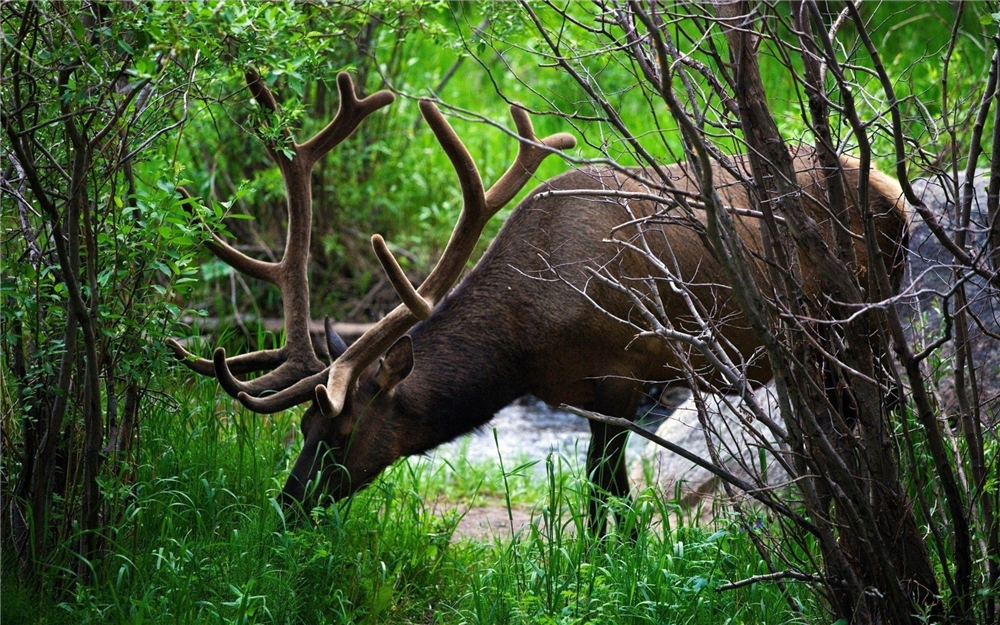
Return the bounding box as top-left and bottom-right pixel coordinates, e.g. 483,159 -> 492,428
171,70 -> 908,530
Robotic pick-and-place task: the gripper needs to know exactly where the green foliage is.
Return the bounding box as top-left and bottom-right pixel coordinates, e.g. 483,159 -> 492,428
1,0 -> 228,577
2,377 -> 817,624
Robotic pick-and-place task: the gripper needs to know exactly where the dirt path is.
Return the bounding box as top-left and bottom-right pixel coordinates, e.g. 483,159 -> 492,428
439,498 -> 720,543
450,503 -> 540,542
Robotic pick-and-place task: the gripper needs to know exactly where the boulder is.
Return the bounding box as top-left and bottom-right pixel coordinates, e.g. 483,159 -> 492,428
905,171 -> 999,413
631,383 -> 787,505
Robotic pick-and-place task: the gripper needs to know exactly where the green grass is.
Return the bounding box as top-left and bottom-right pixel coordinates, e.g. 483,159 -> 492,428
3,375 -> 821,624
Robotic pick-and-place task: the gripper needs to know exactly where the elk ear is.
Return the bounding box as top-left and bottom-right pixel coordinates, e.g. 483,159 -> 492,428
325,317 -> 348,360
375,336 -> 413,392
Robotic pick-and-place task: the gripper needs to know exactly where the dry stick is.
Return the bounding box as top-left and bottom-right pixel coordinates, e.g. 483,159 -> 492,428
792,3 -> 859,287
4,154 -> 42,267
987,37 -> 1000,625
846,3 -> 999,291
676,353 -> 800,611
955,33 -> 1000,625
989,70 -> 1000,272
558,2 -> 864,611
709,3 -> 911,618
629,0 -> 811,499
942,11 -> 1000,464
824,4 -> 972,619
717,570 -> 828,592
561,404 -> 818,536
519,1 -> 677,193
176,315 -> 375,343
794,5 -> 938,611
805,5 -> 955,619
954,46 -> 998,489
611,2 -> 751,196
905,283 -> 962,596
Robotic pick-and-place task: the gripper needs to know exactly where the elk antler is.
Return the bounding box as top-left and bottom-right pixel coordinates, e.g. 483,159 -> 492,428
218,101 -> 574,415
292,103 -> 572,417
169,69 -> 394,399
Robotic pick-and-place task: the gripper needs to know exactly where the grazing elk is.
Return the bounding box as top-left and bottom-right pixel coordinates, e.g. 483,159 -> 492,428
170,70 -> 908,531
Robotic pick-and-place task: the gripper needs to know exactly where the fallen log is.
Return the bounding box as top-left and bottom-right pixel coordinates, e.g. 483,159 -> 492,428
174,315 -> 376,354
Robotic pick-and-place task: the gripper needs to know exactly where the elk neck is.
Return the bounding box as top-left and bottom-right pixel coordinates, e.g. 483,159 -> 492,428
388,275 -> 531,457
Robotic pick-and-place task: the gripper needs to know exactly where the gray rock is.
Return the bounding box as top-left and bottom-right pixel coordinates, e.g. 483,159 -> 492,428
630,383 -> 787,505
905,171 -> 999,413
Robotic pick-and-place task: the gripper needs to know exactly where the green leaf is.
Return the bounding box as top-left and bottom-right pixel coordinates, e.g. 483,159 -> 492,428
706,529 -> 729,542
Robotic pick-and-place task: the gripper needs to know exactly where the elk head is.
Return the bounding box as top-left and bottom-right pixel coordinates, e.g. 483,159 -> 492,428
170,69 -> 575,513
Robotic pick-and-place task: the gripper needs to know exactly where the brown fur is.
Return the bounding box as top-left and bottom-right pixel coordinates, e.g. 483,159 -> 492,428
283,150 -> 908,529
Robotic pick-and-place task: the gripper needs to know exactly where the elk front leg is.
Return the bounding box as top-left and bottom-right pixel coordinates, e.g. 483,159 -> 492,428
584,380 -> 640,535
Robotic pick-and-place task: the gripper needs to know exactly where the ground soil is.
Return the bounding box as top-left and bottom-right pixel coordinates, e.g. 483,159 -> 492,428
450,503 -> 539,542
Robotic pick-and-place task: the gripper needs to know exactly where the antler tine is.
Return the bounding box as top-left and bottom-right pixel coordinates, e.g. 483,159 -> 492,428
416,100 -> 576,307
418,99 -> 487,225
299,72 -> 396,167
346,99 -> 488,322
166,338 -> 218,376
167,339 -> 285,377
485,105 -> 577,210
311,102 -> 574,418
244,67 -> 280,113
244,68 -> 296,166
408,99 -> 490,306
233,367 -> 334,414
212,347 -> 326,398
372,234 -> 432,320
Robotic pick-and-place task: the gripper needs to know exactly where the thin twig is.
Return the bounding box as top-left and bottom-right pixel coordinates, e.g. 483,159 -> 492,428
561,404 -> 818,536
716,570 -> 828,592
